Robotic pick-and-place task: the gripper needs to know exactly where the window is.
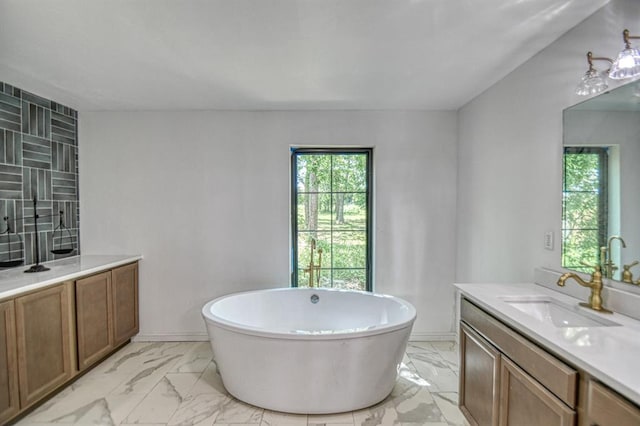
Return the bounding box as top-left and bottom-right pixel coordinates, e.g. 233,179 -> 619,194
291,148 -> 372,291
562,147 -> 608,273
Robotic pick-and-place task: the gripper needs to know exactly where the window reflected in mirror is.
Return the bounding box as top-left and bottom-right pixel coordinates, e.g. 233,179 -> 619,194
562,147 -> 611,274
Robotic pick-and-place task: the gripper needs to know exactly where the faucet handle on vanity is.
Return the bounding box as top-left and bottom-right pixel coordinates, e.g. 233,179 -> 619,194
622,261 -> 639,283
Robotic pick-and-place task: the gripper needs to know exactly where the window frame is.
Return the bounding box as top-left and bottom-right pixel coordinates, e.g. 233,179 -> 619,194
561,146 -> 609,272
290,147 -> 373,291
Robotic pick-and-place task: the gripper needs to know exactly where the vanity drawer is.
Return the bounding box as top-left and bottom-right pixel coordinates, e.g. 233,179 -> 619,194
461,298 -> 577,408
586,380 -> 640,426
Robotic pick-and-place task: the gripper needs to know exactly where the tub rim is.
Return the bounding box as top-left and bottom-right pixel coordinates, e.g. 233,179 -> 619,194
202,287 -> 416,341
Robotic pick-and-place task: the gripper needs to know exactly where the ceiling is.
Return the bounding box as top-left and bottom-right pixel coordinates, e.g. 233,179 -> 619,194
0,0 -> 609,111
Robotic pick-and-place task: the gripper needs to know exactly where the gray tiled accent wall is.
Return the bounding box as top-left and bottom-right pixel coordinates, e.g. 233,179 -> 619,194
0,81 -> 79,267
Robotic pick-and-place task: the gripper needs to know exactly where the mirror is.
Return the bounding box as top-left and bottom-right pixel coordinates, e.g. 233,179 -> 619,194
562,80 -> 640,283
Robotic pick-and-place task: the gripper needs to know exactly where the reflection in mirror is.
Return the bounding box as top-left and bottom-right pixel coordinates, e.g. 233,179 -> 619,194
562,81 -> 640,284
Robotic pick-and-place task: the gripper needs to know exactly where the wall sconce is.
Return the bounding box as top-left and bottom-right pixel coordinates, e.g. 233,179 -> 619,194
576,52 -> 612,96
609,29 -> 640,80
576,29 -> 640,96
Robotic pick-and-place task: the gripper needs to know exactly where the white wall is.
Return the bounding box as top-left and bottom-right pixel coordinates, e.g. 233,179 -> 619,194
457,0 -> 640,283
80,111 -> 458,340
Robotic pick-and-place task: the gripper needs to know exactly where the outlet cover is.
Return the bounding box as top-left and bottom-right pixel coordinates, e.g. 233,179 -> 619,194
544,231 -> 554,250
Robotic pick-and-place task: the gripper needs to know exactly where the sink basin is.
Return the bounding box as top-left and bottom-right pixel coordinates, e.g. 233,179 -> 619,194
499,296 -> 619,328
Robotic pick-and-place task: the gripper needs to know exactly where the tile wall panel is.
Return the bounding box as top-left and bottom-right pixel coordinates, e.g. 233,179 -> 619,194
0,81 -> 80,267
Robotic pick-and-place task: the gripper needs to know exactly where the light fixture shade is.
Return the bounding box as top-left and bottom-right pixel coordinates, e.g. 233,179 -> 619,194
576,69 -> 608,96
609,46 -> 640,79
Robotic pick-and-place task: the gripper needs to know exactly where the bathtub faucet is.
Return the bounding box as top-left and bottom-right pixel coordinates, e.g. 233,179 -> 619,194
304,238 -> 323,288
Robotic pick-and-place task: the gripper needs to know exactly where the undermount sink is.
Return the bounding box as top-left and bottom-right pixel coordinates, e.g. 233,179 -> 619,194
499,295 -> 620,328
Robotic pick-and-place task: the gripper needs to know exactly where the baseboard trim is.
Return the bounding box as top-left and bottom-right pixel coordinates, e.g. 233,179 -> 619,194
133,333 -> 209,342
409,332 -> 456,342
133,331 -> 455,342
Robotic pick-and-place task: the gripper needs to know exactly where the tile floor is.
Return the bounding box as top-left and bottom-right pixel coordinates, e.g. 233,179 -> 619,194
15,341 -> 468,426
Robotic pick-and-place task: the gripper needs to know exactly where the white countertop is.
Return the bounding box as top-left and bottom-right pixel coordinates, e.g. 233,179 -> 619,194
0,255 -> 142,300
455,282 -> 640,406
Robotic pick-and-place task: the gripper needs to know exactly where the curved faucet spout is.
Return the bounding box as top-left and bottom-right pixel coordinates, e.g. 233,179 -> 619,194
556,266 -> 609,312
557,272 -> 588,288
604,235 -> 627,278
608,235 -> 626,254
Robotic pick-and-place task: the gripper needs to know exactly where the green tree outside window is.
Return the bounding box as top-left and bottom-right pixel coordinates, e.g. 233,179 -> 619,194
291,149 -> 372,291
562,147 -> 608,273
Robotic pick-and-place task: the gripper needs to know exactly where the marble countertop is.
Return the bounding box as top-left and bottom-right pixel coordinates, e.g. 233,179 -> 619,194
455,282 -> 640,405
0,254 -> 142,300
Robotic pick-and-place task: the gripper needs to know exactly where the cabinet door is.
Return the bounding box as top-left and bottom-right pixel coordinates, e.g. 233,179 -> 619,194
112,263 -> 139,346
0,300 -> 19,424
586,380 -> 640,426
460,322 -> 501,426
76,272 -> 113,371
15,283 -> 75,408
499,356 -> 575,426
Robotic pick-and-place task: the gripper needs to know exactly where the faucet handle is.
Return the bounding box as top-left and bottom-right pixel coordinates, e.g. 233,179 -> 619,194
622,261 -> 639,283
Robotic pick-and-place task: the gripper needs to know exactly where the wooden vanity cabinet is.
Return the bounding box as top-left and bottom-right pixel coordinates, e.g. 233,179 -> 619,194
0,300 -> 19,424
0,260 -> 139,424
76,271 -> 113,371
585,380 -> 640,426
76,262 -> 139,371
111,262 -> 139,346
499,356 -> 575,426
15,282 -> 75,409
460,322 -> 500,426
460,298 -> 578,426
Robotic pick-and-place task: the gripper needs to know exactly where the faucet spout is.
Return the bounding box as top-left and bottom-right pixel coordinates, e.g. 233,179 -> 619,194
604,235 -> 627,278
556,266 -> 610,313
557,272 -> 589,288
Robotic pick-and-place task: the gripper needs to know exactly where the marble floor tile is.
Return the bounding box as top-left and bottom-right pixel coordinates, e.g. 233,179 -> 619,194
23,393 -> 147,425
393,385 -> 446,424
432,393 -> 468,426
167,393 -> 227,426
187,362 -> 228,397
93,342 -> 186,376
215,424 -> 263,426
431,341 -> 459,371
214,397 -> 263,424
261,410 -> 308,426
121,424 -> 166,426
308,423 -> 354,426
408,352 -> 459,393
307,412 -> 354,424
437,350 -> 459,371
353,399 -> 401,426
430,342 -> 457,353
14,341 -> 466,426
17,423 -> 103,426
111,357 -> 183,396
402,423 -> 448,426
124,373 -> 201,424
405,342 -> 437,354
170,342 -> 214,373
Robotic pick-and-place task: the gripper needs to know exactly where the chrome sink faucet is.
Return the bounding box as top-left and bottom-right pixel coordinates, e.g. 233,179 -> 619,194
557,265 -> 612,313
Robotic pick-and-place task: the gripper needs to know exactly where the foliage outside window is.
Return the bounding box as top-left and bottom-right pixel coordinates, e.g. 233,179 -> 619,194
291,149 -> 372,291
562,147 -> 608,273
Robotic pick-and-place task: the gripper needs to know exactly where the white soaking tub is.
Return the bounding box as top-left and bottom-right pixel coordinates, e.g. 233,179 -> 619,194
201,287 -> 416,414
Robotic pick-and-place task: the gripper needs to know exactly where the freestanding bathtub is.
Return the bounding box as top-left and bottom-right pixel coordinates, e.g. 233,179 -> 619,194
201,287 -> 416,414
